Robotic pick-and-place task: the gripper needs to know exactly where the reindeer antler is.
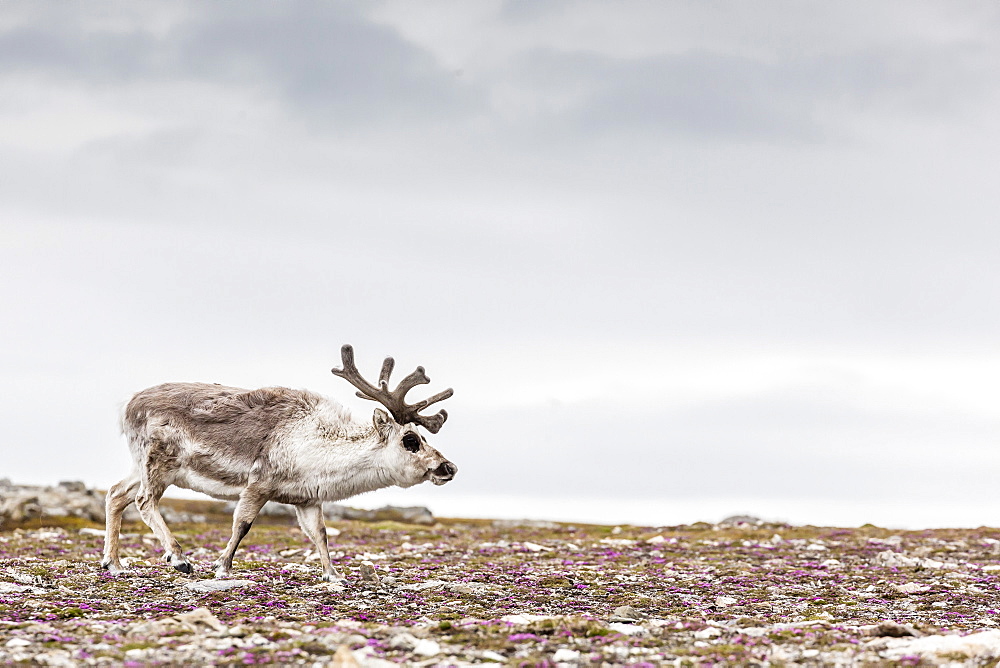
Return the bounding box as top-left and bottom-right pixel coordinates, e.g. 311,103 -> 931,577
331,344 -> 453,433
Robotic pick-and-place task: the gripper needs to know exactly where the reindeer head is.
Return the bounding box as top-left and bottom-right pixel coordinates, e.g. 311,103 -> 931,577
332,344 -> 457,488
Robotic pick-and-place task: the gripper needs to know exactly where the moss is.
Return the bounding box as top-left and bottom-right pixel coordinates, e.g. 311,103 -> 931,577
56,607 -> 86,618
537,576 -> 574,588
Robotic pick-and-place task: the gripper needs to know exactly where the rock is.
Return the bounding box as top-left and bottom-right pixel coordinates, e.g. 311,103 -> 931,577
893,582 -> 930,594
388,632 -> 418,650
57,480 -> 87,493
159,507 -> 208,524
715,596 -> 738,607
5,638 -> 31,648
608,623 -> 646,636
0,480 -> 104,527
481,649 -> 507,662
860,620 -> 920,638
694,627 -> 722,639
359,560 -> 380,586
884,630 -> 1000,660
448,582 -> 494,595
610,605 -> 643,621
553,648 -> 581,661
0,582 -> 44,595
720,515 -> 762,526
412,639 -> 441,656
174,607 -> 226,632
184,579 -> 255,593
330,645 -> 361,668
325,504 -> 435,525
876,550 -> 920,568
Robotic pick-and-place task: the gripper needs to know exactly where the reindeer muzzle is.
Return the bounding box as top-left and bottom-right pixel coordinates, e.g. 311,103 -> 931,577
430,461 -> 457,485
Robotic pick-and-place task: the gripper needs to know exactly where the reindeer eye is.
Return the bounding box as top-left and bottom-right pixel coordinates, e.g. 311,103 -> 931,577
402,433 -> 421,452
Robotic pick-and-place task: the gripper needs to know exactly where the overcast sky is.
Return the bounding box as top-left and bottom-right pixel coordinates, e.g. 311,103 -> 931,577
3,1 -> 1000,527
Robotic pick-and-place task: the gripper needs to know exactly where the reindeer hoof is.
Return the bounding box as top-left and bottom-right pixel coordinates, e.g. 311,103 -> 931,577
172,561 -> 194,574
101,560 -> 125,574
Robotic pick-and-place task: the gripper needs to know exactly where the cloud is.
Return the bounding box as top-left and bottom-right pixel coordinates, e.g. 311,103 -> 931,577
0,2 -> 481,125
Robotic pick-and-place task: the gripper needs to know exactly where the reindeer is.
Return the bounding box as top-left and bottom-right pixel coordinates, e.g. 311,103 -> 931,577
101,345 -> 457,581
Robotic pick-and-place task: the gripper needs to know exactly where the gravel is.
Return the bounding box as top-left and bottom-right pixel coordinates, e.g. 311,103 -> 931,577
3,517 -> 1000,665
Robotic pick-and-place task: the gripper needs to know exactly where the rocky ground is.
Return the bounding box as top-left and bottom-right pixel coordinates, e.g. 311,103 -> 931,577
3,490 -> 1000,665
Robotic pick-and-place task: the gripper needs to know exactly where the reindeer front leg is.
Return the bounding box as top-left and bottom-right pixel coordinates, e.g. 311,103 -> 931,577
294,502 -> 343,582
101,473 -> 140,573
213,487 -> 268,578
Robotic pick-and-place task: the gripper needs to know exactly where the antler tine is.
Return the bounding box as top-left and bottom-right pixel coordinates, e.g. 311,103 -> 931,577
378,357 -> 395,390
411,388 -> 454,412
414,409 -> 448,434
331,344 -> 382,400
393,366 -> 430,398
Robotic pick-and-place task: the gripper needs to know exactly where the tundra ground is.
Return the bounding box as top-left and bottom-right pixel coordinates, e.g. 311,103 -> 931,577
3,504 -> 1000,666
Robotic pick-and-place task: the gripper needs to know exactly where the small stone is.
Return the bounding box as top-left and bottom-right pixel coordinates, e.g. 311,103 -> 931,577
388,632 -> 418,650
611,605 -> 643,621
893,582 -> 930,594
715,596 -> 738,607
330,645 -> 360,667
876,551 -> 920,568
5,638 -> 31,648
720,515 -> 762,526
319,580 -> 346,593
359,560 -> 380,586
694,627 -> 722,639
184,579 -> 255,593
608,622 -> 646,636
412,639 -> 441,656
0,582 -> 40,595
174,607 -> 226,632
860,620 -> 920,638
553,648 -> 581,661
481,650 -> 507,662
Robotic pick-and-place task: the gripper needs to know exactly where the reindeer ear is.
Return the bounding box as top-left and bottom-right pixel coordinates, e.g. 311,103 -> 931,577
372,408 -> 394,439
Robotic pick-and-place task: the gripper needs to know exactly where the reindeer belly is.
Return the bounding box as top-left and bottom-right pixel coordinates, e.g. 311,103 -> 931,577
168,441 -> 254,501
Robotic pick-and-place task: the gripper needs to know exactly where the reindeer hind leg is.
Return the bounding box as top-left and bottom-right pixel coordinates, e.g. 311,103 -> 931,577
135,448 -> 194,574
